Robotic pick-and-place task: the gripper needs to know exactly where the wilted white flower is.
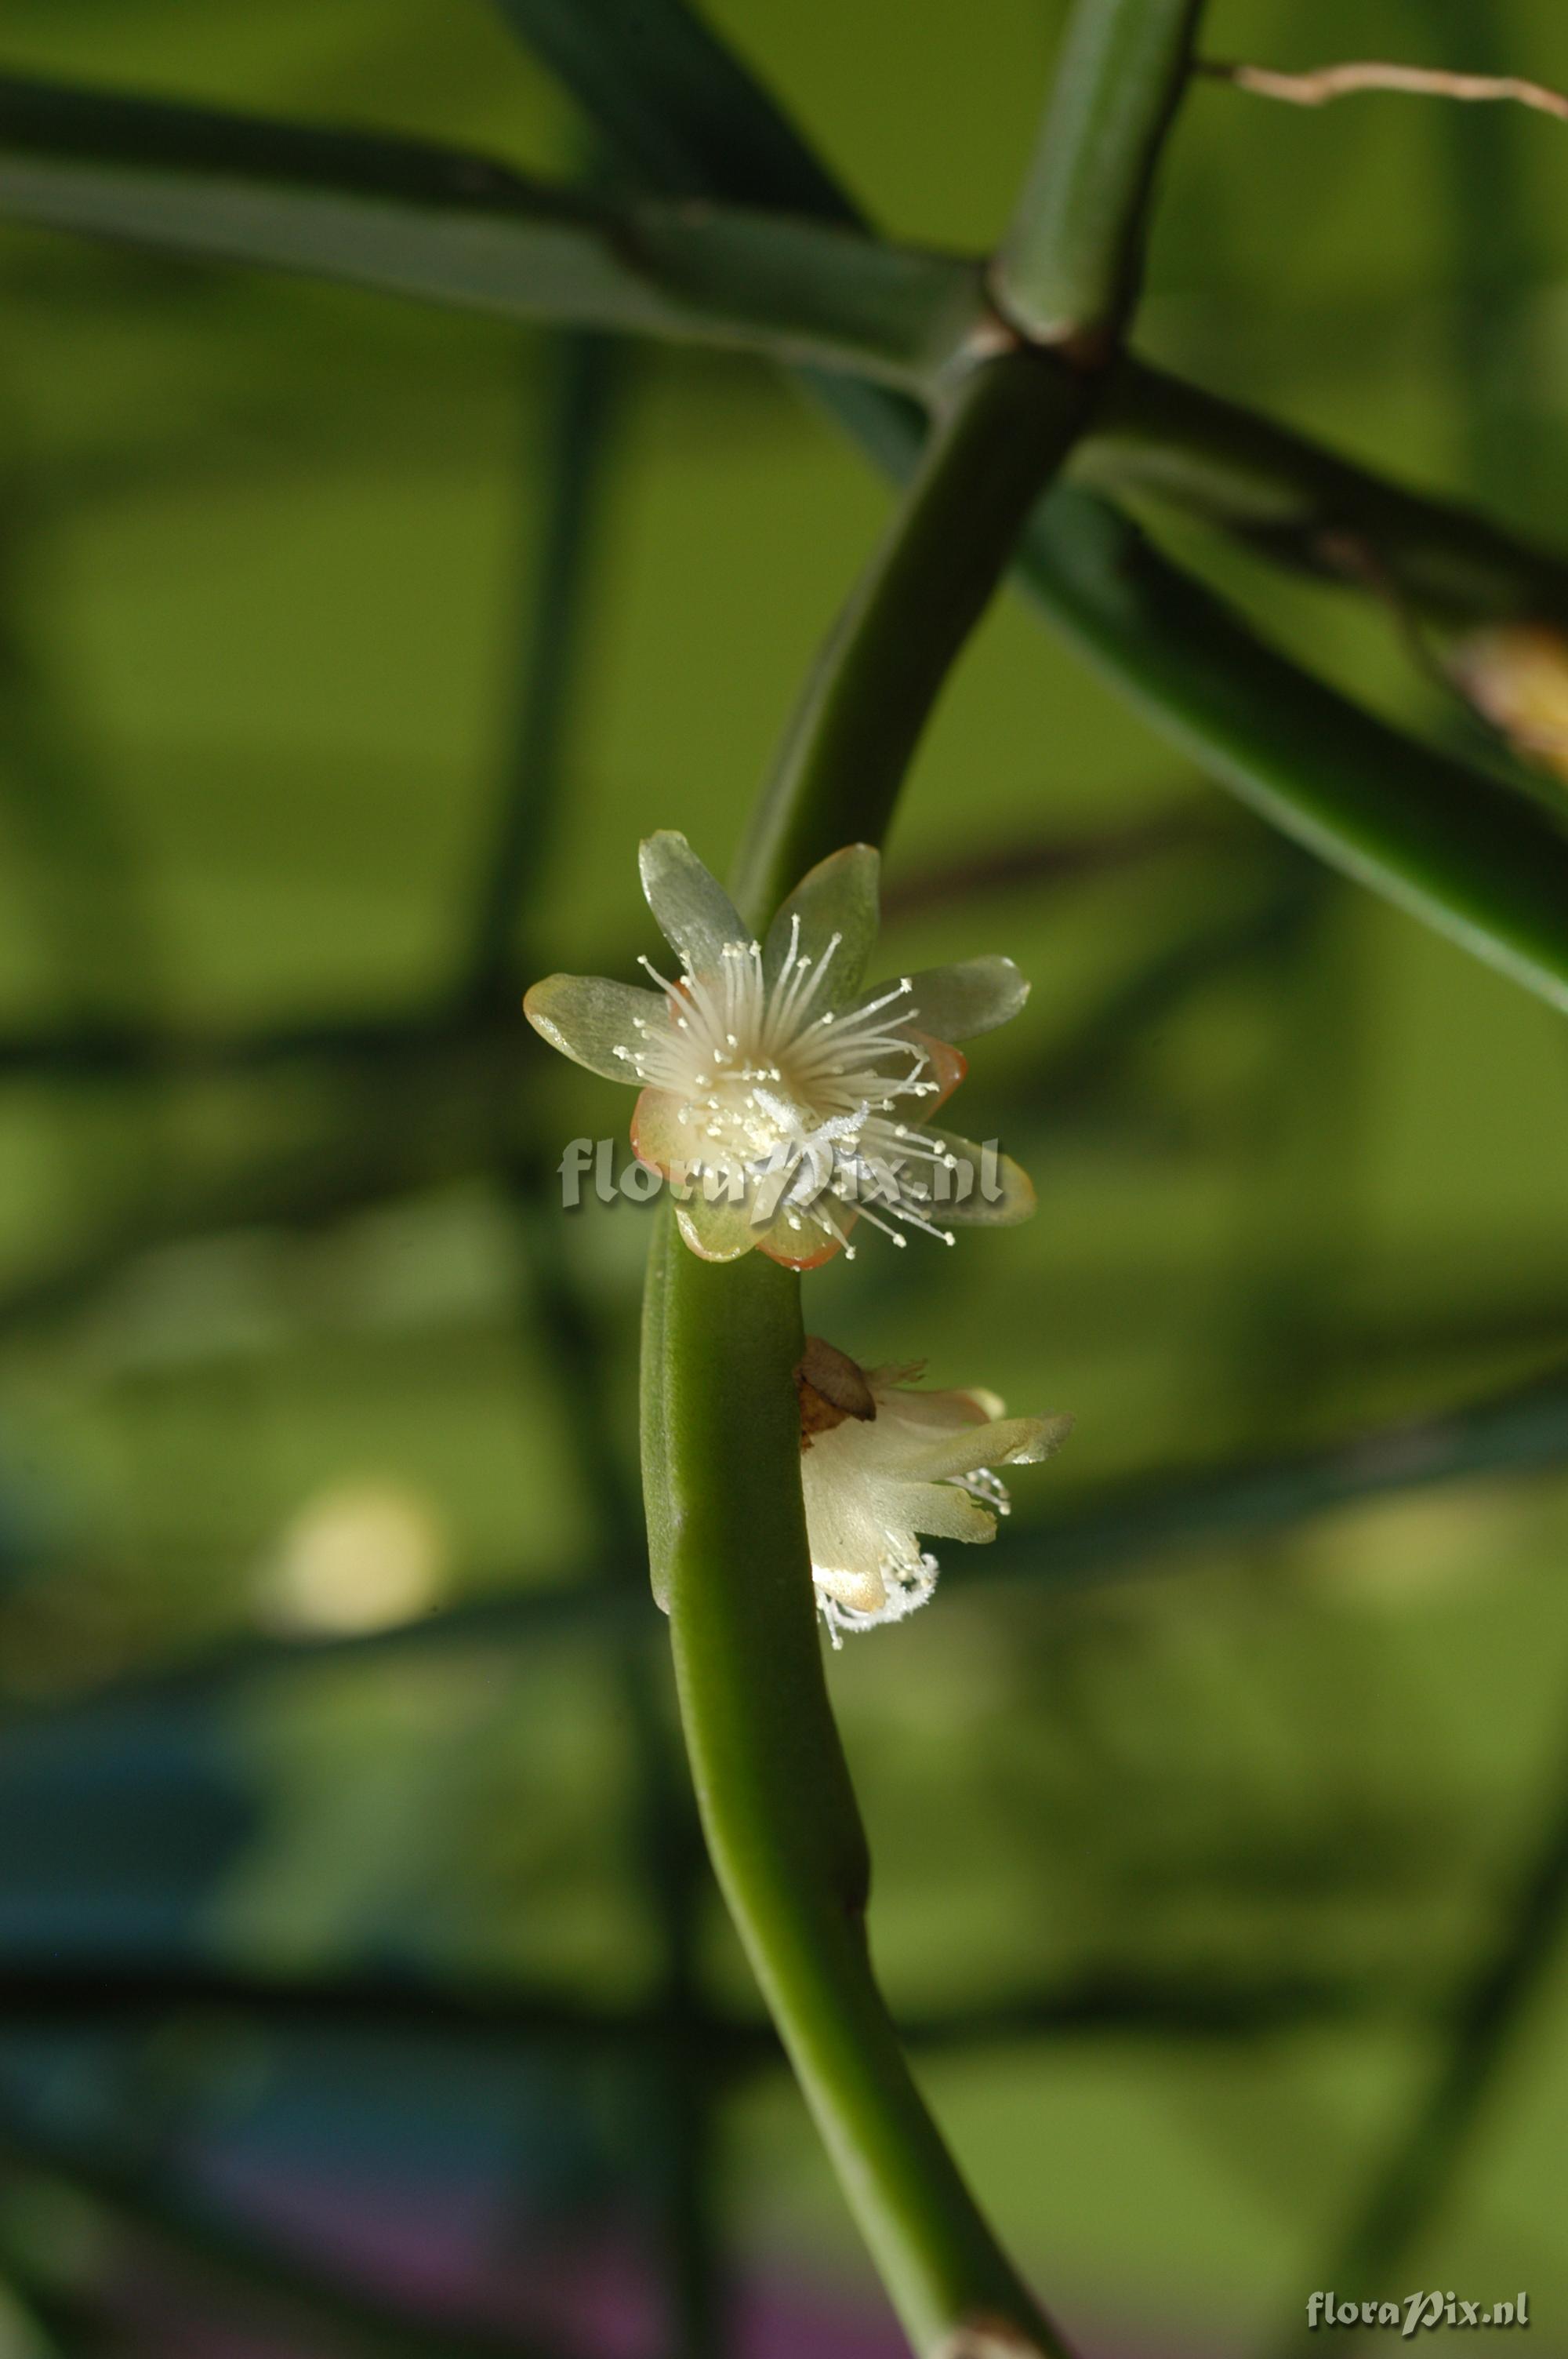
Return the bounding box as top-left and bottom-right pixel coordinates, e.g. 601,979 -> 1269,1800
524,831 -> 1033,1268
1452,622 -> 1568,780
796,1338 -> 1071,1644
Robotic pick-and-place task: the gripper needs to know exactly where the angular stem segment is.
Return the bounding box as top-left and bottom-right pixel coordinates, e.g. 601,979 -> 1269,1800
834,387 -> 1568,1014
731,345 -> 1090,927
996,0 -> 1207,349
642,1227 -> 1075,2358
0,71 -> 982,396
1083,357 -> 1568,626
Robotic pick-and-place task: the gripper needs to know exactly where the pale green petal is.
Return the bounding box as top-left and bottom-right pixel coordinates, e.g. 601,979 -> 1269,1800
886,1413 -> 1073,1484
872,1377 -> 995,1434
753,1200 -> 855,1270
639,831 -> 749,977
802,1452 -> 893,1603
874,1383 -> 993,1434
836,956 -> 1026,1045
993,1411 -> 1074,1467
880,1478 -> 998,1544
673,1187 -> 761,1263
917,1131 -> 1036,1227
523,974 -> 662,1081
812,1561 -> 888,1616
901,956 -> 1029,1041
629,1086 -> 701,1176
762,843 -> 881,1007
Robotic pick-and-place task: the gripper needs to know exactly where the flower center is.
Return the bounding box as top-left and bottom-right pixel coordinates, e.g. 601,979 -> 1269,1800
615,918 -> 964,1252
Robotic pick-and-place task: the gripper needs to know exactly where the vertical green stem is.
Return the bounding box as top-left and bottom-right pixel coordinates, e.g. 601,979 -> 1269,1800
643,1230 -> 1074,2357
463,329 -> 626,1014
584,9 -> 1191,2348
644,324 -> 1093,2359
731,346 -> 1089,929
995,0 -> 1207,350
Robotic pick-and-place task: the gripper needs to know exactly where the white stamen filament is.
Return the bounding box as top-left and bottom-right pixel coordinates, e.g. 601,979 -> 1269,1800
619,932 -> 964,1251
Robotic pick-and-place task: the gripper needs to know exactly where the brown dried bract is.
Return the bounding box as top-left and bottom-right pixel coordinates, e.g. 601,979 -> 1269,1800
796,1336 -> 876,1448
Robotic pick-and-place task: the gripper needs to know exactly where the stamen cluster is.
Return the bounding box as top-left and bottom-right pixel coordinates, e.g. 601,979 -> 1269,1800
524,831 -> 1033,1269
617,918 -> 960,1256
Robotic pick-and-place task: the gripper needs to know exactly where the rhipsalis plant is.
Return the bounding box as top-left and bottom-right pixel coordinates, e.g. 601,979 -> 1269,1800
549,3 -> 1203,2353
526,833 -> 1033,1267
19,0 -> 1568,2346
527,835 -> 1069,1645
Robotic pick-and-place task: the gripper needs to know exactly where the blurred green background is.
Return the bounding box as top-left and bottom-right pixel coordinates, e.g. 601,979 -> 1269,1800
1,1 -> 1567,2353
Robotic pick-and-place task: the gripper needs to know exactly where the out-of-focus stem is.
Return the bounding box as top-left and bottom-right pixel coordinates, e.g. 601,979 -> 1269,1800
1082,357 -> 1568,624
1269,1717 -> 1568,2359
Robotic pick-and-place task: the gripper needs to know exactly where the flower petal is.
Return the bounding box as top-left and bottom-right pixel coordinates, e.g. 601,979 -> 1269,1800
911,1032 -> 967,1118
674,1191 -> 760,1263
638,831 -> 750,977
628,1096 -> 764,1262
880,1478 -> 998,1544
873,1383 -> 999,1433
523,974 -> 664,1081
835,956 -> 1025,1048
762,844 -> 880,1007
998,1411 -> 1074,1467
813,1562 -> 888,1616
916,1129 -> 1035,1227
900,956 -> 1029,1042
885,1413 -> 1073,1485
629,1085 -> 697,1176
801,1430 -> 900,1604
756,1204 -> 855,1271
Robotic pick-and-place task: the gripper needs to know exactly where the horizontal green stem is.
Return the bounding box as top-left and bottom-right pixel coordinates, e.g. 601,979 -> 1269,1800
1087,357 -> 1568,624
0,1957 -> 1401,2054
732,345 -> 1091,924
985,1350 -> 1568,1598
642,1229 -> 1072,2357
0,73 -> 984,392
13,69 -> 1568,646
837,384 -> 1568,1011
1020,489 -> 1568,1008
996,0 -> 1207,347
44,1333 -> 1568,1717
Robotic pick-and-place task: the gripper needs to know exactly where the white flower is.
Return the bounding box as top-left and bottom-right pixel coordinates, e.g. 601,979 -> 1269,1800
524,832 -> 1034,1268
796,1338 -> 1071,1644
1452,622 -> 1568,780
